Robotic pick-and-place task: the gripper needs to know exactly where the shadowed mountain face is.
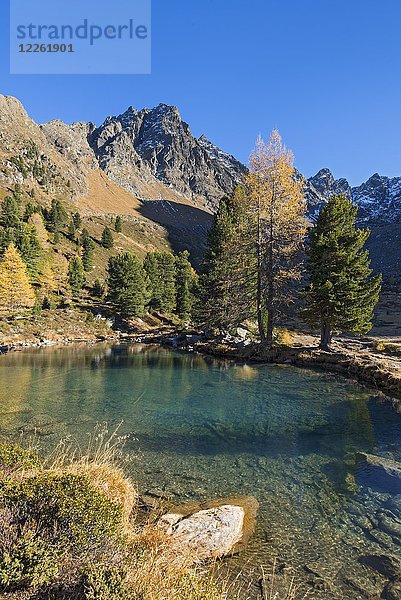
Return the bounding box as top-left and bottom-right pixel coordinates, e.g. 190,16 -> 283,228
138,200 -> 213,268
0,94 -> 400,274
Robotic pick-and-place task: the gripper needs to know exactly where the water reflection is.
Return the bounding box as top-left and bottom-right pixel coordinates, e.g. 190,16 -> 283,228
0,343 -> 401,599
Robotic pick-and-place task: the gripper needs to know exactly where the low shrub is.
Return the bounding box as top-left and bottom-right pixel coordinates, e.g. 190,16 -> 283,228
83,562 -> 131,600
0,473 -> 123,555
0,442 -> 41,473
0,516 -> 60,591
0,439 -> 227,600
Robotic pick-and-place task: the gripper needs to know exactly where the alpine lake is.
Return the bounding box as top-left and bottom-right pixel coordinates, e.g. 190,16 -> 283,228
1,343 -> 401,599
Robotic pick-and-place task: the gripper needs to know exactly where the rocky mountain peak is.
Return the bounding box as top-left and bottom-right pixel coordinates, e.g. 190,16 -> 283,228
308,168 -> 352,202
352,173 -> 401,223
87,103 -> 246,206
309,168 -> 335,193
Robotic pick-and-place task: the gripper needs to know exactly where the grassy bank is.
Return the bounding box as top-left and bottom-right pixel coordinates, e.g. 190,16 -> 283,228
0,432 -> 228,600
0,308 -> 118,347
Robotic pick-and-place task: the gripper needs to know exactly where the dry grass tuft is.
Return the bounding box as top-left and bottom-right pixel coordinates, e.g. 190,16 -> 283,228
275,328 -> 294,347
43,422 -> 138,523
1,425 -> 231,599
258,559 -> 310,600
126,526 -> 227,600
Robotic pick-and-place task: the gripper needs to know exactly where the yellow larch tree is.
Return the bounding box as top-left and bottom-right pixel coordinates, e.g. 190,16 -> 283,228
246,130 -> 307,346
0,243 -> 36,313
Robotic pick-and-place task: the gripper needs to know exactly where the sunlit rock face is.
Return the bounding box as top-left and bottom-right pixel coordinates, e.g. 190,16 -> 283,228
88,104 -> 247,208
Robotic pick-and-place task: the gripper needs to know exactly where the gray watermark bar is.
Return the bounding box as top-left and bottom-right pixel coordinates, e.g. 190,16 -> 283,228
10,0 -> 151,74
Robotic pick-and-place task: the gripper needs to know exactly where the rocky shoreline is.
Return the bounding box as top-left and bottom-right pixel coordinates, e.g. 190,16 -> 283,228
204,341 -> 401,403
2,319 -> 401,405
134,328 -> 401,405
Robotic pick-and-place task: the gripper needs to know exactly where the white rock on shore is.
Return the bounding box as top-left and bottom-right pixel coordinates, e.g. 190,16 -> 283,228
158,496 -> 258,562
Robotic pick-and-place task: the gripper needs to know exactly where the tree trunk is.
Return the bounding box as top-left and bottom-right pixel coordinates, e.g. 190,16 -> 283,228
320,322 -> 332,350
266,303 -> 274,347
257,270 -> 265,342
266,222 -> 274,348
256,205 -> 265,342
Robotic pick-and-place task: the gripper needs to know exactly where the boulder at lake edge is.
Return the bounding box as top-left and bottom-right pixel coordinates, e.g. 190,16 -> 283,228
356,452 -> 401,493
158,495 -> 258,562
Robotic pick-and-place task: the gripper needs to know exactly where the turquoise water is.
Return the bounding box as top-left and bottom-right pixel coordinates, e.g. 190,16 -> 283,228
0,343 -> 401,598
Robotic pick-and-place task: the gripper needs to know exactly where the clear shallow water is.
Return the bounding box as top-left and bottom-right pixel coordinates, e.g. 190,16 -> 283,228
0,343 -> 401,598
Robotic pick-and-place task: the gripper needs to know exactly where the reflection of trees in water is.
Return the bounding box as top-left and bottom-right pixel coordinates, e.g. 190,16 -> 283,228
0,365 -> 34,432
0,344 -> 393,472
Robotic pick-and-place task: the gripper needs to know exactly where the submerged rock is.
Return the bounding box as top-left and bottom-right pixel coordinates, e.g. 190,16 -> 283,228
359,554 -> 401,579
382,579 -> 401,600
356,453 -> 401,493
158,495 -> 258,562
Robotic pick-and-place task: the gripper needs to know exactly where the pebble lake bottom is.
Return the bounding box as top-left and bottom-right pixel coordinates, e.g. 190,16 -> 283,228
0,342 -> 400,599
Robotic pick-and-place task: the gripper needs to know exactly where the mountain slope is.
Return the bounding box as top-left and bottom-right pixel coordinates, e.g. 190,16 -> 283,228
0,94 -> 400,275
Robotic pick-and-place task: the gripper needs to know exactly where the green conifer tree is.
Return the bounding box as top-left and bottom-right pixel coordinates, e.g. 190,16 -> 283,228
72,212 -> 82,229
198,188 -> 256,330
144,251 -> 176,313
68,219 -> 76,240
303,195 -> 382,350
175,250 -> 195,320
23,200 -> 37,222
107,253 -> 149,317
15,223 -> 42,279
1,196 -> 20,228
68,256 -> 85,296
81,229 -> 96,272
115,216 -> 122,233
143,252 -> 159,305
48,199 -> 67,234
101,226 -> 114,249
0,222 -> 42,280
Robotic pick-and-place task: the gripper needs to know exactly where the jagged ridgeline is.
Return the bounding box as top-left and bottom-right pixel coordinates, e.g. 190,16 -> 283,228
0,94 -> 400,277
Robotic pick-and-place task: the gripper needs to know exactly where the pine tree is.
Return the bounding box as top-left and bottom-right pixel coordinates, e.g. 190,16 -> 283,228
23,200 -> 37,222
144,251 -> 176,313
81,229 -> 95,272
157,252 -> 176,313
175,250 -> 195,320
47,199 -> 67,234
15,223 -> 42,279
0,223 -> 42,279
303,195 -> 382,350
1,195 -> 20,228
101,226 -> 114,249
115,216 -> 122,233
143,252 -> 160,307
247,131 -> 306,345
198,188 -> 256,330
0,228 -> 16,255
72,212 -> 82,229
0,244 -> 35,313
92,278 -> 104,298
68,256 -> 85,296
107,253 -> 149,317
68,219 -> 76,240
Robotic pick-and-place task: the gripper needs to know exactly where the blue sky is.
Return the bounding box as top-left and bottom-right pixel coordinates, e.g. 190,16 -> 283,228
1,0 -> 401,185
